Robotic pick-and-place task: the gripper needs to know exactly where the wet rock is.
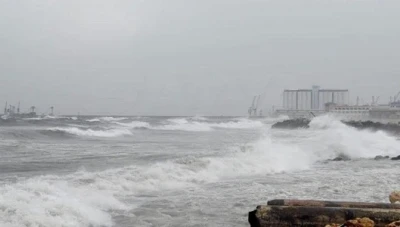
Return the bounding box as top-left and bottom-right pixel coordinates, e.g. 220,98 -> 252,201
391,155 -> 400,160
271,118 -> 310,129
374,155 -> 390,160
271,119 -> 400,134
325,224 -> 342,227
390,191 -> 400,204
386,221 -> 400,227
344,217 -> 375,227
330,154 -> 351,161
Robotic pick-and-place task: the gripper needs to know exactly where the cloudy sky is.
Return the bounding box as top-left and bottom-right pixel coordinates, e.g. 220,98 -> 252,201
1,0 -> 399,116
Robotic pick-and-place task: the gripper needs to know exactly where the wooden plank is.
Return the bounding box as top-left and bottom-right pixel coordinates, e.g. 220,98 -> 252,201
267,199 -> 400,210
249,200 -> 400,227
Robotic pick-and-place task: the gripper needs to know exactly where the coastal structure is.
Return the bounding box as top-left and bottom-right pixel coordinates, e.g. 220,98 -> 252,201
275,85 -> 350,118
273,86 -> 400,120
248,95 -> 262,117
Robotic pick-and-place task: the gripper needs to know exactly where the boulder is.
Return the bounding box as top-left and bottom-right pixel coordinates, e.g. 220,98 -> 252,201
330,153 -> 351,161
386,221 -> 400,227
391,155 -> 400,161
375,155 -> 390,160
390,191 -> 400,204
271,118 -> 310,129
271,119 -> 400,134
344,217 -> 375,227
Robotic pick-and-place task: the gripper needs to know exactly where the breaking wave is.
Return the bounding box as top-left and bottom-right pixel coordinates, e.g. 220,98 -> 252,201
112,118 -> 264,132
210,118 -> 264,129
154,118 -> 213,131
0,132 -> 314,227
3,115 -> 400,226
86,117 -> 128,122
114,121 -> 151,129
45,127 -> 132,137
306,115 -> 400,159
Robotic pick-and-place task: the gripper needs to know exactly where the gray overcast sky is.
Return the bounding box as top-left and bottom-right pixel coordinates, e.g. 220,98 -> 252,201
1,0 -> 399,116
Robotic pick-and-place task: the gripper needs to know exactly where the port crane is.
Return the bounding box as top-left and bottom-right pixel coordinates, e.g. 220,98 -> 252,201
393,91 -> 400,102
248,95 -> 261,116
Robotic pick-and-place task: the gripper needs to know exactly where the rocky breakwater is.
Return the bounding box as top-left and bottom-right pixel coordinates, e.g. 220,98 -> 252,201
271,119 -> 400,134
344,121 -> 400,134
249,199 -> 400,227
271,118 -> 311,129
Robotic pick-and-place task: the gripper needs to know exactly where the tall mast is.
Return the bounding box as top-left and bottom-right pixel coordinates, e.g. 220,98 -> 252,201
4,102 -> 7,114
254,95 -> 261,115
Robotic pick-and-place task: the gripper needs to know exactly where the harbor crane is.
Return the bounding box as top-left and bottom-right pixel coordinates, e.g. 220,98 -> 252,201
248,95 -> 261,116
393,91 -> 400,102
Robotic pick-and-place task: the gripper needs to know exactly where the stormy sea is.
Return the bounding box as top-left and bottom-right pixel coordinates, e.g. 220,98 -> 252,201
1,115 -> 400,227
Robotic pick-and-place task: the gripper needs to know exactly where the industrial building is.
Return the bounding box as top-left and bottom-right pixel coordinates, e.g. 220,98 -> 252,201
276,85 -> 350,118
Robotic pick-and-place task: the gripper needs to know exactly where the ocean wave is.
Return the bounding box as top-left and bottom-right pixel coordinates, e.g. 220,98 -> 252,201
114,121 -> 151,129
307,115 -> 400,159
209,118 -> 264,129
114,118 -> 265,132
189,115 -> 208,121
86,117 -> 128,123
154,121 -> 213,132
0,134 -> 312,227
0,174 -> 129,227
3,122 -> 400,227
99,117 -> 128,121
45,127 -> 132,138
153,118 -> 264,132
86,118 -> 101,122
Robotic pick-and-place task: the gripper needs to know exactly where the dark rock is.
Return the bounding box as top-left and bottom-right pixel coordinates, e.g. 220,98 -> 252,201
343,120 -> 400,134
271,119 -> 400,134
391,155 -> 400,160
271,118 -> 310,129
330,153 -> 351,161
374,155 -> 390,160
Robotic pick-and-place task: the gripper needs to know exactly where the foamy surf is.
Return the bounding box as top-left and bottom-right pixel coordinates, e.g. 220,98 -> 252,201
3,115 -> 400,227
0,133 -> 317,227
46,127 -> 132,137
306,115 -> 400,159
114,121 -> 151,129
115,118 -> 265,132
86,117 -> 128,122
0,174 -> 130,227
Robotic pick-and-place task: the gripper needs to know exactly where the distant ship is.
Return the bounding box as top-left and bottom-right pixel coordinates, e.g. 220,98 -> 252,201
1,102 -> 54,120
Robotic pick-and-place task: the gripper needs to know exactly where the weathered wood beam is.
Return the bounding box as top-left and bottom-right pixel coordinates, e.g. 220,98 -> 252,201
249,200 -> 400,227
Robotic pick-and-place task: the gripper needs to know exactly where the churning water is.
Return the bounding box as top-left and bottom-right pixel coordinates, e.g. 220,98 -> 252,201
1,115 -> 400,227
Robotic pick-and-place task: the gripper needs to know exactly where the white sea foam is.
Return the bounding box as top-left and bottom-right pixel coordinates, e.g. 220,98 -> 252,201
210,118 -> 264,129
86,118 -> 101,122
47,127 -> 132,137
190,115 -> 208,121
151,118 -> 264,132
154,121 -> 213,132
0,175 -> 129,227
86,117 -> 128,122
4,117 -> 400,227
306,115 -> 400,159
99,117 -> 128,122
114,121 -> 151,129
